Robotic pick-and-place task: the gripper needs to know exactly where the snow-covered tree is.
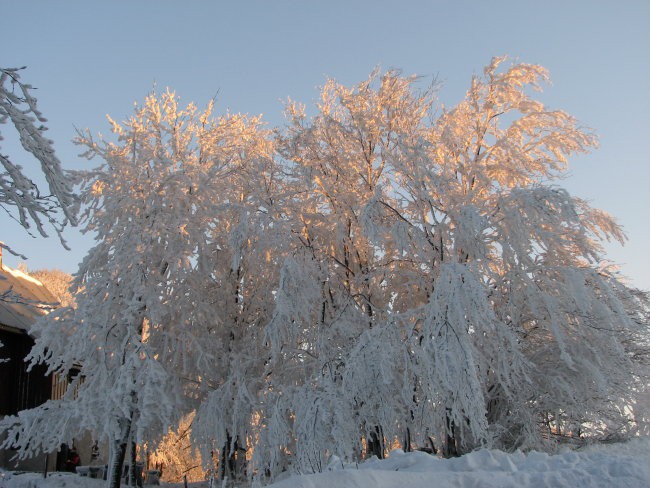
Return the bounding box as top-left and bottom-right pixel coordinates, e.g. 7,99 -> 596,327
257,72 -> 430,474
147,412 -> 207,483
257,58 -> 649,478
190,111 -> 286,483
0,67 -> 76,256
396,58 -> 645,452
0,91 -> 272,488
29,268 -> 75,308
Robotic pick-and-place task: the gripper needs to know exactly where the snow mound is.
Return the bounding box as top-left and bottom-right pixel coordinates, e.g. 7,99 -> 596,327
268,437 -> 650,488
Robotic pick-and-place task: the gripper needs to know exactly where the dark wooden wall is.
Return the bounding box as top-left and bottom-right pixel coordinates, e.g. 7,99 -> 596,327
0,329 -> 51,416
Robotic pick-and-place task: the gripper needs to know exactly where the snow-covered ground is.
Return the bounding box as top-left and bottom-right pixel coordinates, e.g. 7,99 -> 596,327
2,437 -> 649,488
269,437 -> 650,488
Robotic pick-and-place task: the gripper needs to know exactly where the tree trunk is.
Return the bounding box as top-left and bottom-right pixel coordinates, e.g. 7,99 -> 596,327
220,433 -> 247,482
444,410 -> 459,458
366,425 -> 384,459
128,441 -> 138,487
426,436 -> 437,455
402,427 -> 412,452
107,418 -> 132,488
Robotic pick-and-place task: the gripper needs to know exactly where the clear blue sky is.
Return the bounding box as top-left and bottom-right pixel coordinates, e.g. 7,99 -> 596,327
2,0 -> 649,290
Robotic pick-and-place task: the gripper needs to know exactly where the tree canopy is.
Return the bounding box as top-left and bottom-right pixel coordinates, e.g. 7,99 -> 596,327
1,58 -> 648,487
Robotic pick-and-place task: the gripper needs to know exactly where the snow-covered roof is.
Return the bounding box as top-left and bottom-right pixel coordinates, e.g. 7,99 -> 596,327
0,264 -> 57,333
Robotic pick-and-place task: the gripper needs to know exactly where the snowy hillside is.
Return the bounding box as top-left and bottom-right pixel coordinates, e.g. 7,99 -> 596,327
3,437 -> 649,488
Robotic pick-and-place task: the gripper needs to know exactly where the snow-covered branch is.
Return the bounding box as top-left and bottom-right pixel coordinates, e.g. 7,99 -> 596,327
0,67 -> 77,248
